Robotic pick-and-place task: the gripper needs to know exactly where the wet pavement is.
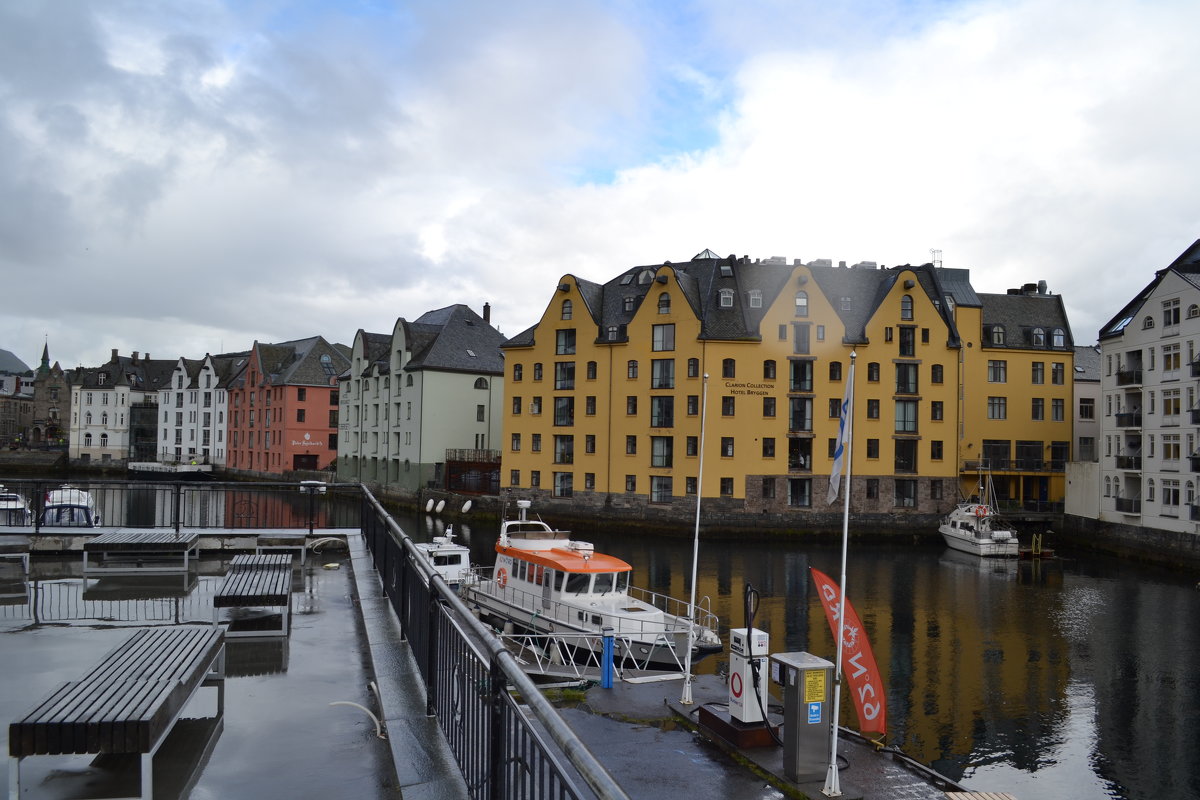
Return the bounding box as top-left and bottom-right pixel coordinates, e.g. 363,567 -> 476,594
0,551 -> 399,799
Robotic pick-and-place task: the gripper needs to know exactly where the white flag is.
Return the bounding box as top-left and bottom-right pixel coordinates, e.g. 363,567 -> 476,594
827,377 -> 853,505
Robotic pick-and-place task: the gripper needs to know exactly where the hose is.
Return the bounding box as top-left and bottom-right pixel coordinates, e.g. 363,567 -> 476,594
743,583 -> 784,747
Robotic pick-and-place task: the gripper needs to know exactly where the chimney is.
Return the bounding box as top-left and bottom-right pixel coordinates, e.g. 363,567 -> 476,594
132,351 -> 139,363
111,348 -> 118,362
483,302 -> 491,324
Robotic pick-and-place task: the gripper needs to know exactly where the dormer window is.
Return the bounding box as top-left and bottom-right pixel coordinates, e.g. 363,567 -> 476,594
991,325 -> 1006,345
624,296 -> 635,313
748,290 -> 762,308
98,373 -> 106,385
1032,328 -> 1046,346
719,289 -> 734,308
638,270 -> 654,285
1051,328 -> 1065,348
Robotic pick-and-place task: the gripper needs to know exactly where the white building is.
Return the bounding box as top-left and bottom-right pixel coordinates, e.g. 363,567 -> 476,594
70,351 -> 175,464
1096,240 -> 1200,533
337,304 -> 506,494
156,354 -> 242,465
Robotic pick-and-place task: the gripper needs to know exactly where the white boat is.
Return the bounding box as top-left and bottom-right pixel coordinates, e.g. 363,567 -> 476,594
939,503 -> 1018,557
459,500 -> 723,671
415,526 -> 472,585
40,485 -> 101,528
0,486 -> 32,527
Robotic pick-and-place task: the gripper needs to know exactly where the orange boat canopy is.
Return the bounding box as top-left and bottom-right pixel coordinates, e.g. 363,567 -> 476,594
497,544 -> 631,574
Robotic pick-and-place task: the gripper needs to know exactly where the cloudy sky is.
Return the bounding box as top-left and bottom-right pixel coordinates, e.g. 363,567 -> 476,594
2,0 -> 1198,371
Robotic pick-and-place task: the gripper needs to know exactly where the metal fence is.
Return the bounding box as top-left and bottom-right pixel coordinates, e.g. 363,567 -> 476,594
0,479 -> 363,533
359,488 -> 630,800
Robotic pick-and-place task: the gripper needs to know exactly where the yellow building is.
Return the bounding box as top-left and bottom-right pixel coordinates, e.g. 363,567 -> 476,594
502,252 -> 1073,522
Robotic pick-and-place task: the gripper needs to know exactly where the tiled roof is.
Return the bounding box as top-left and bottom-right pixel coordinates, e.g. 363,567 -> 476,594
404,304 -> 506,374
1100,239 -> 1200,339
1073,345 -> 1101,381
979,292 -> 1073,349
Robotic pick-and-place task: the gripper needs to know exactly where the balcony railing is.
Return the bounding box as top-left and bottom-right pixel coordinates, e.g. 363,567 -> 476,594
1116,455 -> 1143,470
1115,412 -> 1143,428
1116,369 -> 1143,386
1115,497 -> 1141,513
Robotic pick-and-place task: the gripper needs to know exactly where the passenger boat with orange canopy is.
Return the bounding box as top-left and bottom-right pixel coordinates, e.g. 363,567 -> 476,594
459,500 -> 722,671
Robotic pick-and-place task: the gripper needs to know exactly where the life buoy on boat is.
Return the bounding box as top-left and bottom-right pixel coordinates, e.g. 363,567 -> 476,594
974,505 -> 986,518
496,567 -> 508,588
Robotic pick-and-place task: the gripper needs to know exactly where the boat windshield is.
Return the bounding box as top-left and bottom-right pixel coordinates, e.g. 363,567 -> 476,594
564,572 -> 591,593
615,572 -> 629,592
594,573 -> 613,594
41,506 -> 94,527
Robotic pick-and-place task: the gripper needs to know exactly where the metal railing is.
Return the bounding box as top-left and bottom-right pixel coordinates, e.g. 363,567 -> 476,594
0,479 -> 362,534
359,488 -> 629,800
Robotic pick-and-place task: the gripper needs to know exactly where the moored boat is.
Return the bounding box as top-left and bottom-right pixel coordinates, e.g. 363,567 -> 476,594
40,485 -> 101,527
0,486 -> 32,527
414,526 -> 472,585
938,502 -> 1019,557
459,500 -> 723,671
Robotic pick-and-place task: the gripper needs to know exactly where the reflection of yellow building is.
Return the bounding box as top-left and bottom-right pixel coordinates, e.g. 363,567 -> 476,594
502,252 -> 1074,518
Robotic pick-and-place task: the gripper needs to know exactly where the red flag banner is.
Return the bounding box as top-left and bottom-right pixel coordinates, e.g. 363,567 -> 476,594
810,567 -> 887,737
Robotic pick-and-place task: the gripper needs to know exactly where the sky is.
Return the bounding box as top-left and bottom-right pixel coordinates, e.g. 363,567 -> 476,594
2,0 -> 1198,371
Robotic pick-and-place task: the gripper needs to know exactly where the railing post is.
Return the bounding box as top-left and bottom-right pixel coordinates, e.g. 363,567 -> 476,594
173,483 -> 182,533
425,595 -> 440,718
488,656 -> 507,800
601,627 -> 615,689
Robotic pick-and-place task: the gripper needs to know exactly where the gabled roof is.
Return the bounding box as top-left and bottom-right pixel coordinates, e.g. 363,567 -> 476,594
1099,239 -> 1200,340
403,305 -> 506,374
239,336 -> 352,388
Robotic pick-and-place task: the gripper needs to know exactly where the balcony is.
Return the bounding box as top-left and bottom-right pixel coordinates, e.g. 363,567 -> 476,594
1115,412 -> 1143,428
1190,408 -> 1200,425
1191,361 -> 1200,378
1115,455 -> 1143,470
1190,456 -> 1200,473
1114,497 -> 1141,514
1116,369 -> 1143,386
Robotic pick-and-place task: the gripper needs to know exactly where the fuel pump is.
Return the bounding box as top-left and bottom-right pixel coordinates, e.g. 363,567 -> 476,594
728,626 -> 769,723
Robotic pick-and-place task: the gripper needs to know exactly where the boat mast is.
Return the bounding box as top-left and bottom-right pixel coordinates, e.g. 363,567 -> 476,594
681,373 -> 709,705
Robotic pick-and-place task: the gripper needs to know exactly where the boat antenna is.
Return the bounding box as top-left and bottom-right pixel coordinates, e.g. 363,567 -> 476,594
681,373 -> 709,705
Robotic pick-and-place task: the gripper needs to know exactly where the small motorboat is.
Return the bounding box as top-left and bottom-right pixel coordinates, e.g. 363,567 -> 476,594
460,500 -> 722,671
939,502 -> 1019,558
40,485 -> 101,528
0,486 -> 32,527
414,526 -> 472,585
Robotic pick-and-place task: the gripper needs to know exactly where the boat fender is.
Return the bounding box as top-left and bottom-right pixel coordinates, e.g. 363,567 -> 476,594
462,499 -> 473,513
425,499 -> 435,512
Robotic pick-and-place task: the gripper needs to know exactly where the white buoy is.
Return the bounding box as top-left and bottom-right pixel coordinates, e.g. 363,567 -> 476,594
435,499 -> 446,513
425,498 -> 434,512
462,499 -> 473,513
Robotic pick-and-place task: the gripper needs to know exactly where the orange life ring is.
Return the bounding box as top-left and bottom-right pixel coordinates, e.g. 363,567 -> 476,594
496,567 -> 508,588
974,506 -> 986,518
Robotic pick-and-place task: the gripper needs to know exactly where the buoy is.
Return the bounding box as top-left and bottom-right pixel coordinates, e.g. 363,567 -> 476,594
462,499 -> 473,513
435,499 -> 446,513
425,498 -> 434,512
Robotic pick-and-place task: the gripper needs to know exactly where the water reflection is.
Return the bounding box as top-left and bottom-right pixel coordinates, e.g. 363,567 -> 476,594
396,509 -> 1199,800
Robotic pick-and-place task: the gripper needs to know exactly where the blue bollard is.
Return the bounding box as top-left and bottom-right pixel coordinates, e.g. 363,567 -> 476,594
601,626 -> 614,689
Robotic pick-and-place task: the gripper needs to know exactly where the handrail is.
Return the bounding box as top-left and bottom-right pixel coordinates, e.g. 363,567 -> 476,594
359,487 -> 630,800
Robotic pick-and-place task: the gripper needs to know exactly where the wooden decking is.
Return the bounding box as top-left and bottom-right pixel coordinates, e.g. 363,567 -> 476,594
213,554 -> 294,638
8,626 -> 225,800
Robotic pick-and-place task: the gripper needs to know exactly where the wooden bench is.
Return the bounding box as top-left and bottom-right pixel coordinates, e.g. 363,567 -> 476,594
254,531 -> 308,565
83,531 -> 200,575
8,626 -> 225,800
213,554 -> 294,638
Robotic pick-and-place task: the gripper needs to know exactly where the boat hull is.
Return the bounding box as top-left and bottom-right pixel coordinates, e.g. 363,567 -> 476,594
463,585 -> 720,671
939,525 -> 1019,558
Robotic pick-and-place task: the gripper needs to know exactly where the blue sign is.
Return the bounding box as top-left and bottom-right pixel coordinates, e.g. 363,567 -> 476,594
807,701 -> 822,724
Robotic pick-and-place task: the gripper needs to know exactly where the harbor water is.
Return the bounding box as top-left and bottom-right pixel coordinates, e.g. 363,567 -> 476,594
408,510 -> 1200,800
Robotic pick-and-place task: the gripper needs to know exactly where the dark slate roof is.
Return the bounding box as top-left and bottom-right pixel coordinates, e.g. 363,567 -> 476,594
72,354 -> 176,392
1073,345 -> 1101,381
404,304 -> 506,374
357,332 -> 392,377
0,348 -> 30,374
239,336 -> 351,388
979,292 -> 1074,350
1099,239 -> 1200,340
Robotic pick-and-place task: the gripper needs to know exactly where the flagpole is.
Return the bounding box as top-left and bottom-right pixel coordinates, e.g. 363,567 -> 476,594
681,372 -> 708,705
824,351 -> 855,797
